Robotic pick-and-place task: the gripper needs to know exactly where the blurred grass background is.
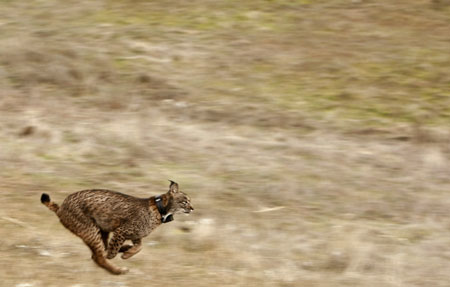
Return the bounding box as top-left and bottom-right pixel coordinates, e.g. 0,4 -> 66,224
0,0 -> 449,286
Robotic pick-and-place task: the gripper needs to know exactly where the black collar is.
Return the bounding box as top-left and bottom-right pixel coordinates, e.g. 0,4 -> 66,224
155,195 -> 173,223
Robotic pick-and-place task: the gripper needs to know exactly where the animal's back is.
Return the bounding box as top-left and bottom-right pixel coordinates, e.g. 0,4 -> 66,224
58,189 -> 148,232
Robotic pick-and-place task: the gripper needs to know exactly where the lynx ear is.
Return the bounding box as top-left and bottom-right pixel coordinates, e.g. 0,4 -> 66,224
168,180 -> 179,194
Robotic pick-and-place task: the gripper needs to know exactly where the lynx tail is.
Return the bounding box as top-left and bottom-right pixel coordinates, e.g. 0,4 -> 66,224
41,193 -> 60,213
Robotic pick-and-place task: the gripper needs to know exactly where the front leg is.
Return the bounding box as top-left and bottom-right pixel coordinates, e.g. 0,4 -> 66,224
121,238 -> 142,260
106,230 -> 126,260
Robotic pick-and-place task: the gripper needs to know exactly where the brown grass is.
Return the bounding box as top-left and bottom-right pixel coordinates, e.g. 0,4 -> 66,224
0,0 -> 449,286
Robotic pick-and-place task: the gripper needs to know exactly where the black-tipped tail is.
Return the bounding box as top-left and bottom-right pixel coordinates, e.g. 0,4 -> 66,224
41,193 -> 50,204
41,193 -> 59,213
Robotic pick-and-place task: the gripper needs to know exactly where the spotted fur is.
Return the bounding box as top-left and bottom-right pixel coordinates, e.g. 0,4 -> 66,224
41,181 -> 193,275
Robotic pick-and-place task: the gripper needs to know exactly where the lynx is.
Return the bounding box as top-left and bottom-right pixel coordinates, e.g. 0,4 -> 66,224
41,180 -> 193,275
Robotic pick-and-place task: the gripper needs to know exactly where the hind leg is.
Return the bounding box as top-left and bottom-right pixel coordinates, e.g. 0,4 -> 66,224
83,226 -> 129,275
100,230 -> 109,250
60,215 -> 128,275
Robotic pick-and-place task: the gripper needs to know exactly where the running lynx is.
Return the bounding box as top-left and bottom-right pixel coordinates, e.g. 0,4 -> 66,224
41,180 -> 193,274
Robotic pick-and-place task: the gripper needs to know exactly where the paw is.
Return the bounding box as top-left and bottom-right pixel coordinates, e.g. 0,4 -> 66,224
121,246 -> 142,260
112,266 -> 129,275
121,251 -> 134,260
118,267 -> 129,275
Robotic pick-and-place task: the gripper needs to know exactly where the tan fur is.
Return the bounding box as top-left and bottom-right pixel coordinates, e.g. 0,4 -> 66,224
41,181 -> 193,275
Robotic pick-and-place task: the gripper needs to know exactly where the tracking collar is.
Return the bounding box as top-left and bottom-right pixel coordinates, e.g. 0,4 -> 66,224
155,195 -> 173,223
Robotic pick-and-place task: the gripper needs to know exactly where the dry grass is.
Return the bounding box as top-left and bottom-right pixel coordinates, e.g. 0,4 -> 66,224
0,0 -> 449,286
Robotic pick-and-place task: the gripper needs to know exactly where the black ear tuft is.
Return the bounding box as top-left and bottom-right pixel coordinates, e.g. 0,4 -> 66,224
168,180 -> 179,193
41,193 -> 50,204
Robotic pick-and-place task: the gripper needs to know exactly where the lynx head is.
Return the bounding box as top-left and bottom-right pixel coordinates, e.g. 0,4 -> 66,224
167,180 -> 194,215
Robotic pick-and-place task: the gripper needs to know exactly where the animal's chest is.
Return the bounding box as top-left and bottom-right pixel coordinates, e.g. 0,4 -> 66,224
126,212 -> 158,239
